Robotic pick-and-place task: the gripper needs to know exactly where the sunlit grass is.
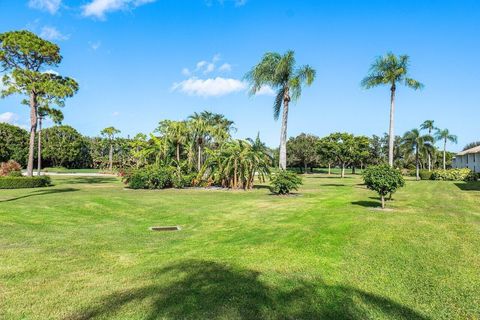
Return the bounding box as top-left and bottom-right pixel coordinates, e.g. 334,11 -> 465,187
1,173 -> 479,319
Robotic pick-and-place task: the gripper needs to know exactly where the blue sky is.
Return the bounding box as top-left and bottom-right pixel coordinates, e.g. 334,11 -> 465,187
0,0 -> 479,151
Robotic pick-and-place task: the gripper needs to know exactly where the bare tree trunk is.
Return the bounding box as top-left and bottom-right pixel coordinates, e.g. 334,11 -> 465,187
381,195 -> 385,209
341,164 -> 345,178
279,93 -> 290,170
416,146 -> 420,181
328,163 -> 331,175
443,140 -> 446,170
388,85 -> 396,167
37,117 -> 42,175
27,91 -> 38,177
304,162 -> 308,174
109,143 -> 113,171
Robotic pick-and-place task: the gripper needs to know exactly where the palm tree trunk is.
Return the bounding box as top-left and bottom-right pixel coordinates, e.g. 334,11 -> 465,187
109,143 -> 113,171
27,91 -> 38,177
176,143 -> 180,163
381,195 -> 385,209
328,163 -> 331,175
388,85 -> 396,167
443,140 -> 446,170
416,146 -> 420,181
234,158 -> 238,189
279,95 -> 290,170
197,145 -> 202,172
37,117 -> 42,175
341,163 -> 345,178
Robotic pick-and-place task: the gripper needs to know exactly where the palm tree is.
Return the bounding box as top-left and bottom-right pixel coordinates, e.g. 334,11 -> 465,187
100,126 -> 121,171
362,53 -> 424,167
402,129 -> 433,180
420,120 -> 437,171
36,105 -> 63,174
188,116 -> 209,172
245,50 -> 315,170
157,120 -> 188,163
435,128 -> 457,170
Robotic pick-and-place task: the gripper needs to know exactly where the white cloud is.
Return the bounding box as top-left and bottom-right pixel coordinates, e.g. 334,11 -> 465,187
0,112 -> 19,124
172,77 -> 246,97
40,26 -> 69,41
196,61 -> 207,70
43,69 -> 60,76
255,85 -> 275,96
206,0 -> 247,7
89,41 -> 102,51
204,63 -> 215,74
28,0 -> 62,14
112,111 -> 120,116
218,63 -> 232,72
82,0 -> 156,19
181,68 -> 191,76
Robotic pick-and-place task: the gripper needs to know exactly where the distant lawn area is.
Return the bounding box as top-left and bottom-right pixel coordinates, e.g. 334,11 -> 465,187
42,167 -> 102,174
1,174 -> 479,319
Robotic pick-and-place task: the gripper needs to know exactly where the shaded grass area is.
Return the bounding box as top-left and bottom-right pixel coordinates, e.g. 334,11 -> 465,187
42,167 -> 101,174
1,175 -> 479,319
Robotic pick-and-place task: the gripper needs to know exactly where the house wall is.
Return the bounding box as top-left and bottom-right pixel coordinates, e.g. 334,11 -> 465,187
453,153 -> 480,172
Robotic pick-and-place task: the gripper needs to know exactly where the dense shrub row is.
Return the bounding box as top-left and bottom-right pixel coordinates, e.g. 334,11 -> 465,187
122,165 -> 195,189
0,176 -> 51,189
431,168 -> 477,181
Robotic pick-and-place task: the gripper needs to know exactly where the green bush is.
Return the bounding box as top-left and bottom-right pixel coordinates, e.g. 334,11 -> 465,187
419,170 -> 433,180
172,172 -> 195,189
123,165 -> 173,189
363,165 -> 405,208
431,168 -> 477,181
270,170 -> 302,195
0,176 -> 51,189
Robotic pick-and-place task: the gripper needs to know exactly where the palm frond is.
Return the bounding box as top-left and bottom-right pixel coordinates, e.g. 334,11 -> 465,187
273,87 -> 285,120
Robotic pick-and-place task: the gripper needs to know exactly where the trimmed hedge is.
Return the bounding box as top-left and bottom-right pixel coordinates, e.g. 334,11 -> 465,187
0,176 -> 52,189
419,170 -> 433,180
431,168 -> 477,181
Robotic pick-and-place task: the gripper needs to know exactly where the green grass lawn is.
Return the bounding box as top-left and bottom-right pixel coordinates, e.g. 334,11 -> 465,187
1,174 -> 479,319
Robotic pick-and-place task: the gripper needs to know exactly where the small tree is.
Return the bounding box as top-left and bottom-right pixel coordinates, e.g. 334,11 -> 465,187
363,165 -> 405,209
101,126 -> 121,171
270,170 -> 302,195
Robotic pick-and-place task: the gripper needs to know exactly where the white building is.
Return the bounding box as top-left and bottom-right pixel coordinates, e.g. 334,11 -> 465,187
452,146 -> 480,173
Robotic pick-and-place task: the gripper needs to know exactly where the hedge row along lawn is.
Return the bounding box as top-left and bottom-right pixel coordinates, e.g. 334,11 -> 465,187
1,174 -> 479,319
0,176 -> 51,189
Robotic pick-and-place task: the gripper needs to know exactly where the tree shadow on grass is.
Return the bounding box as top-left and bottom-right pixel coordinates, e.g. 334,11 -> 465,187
66,260 -> 428,320
60,177 -> 118,184
321,184 -> 346,187
0,187 -> 79,203
252,184 -> 271,190
351,200 -> 382,208
455,182 -> 480,191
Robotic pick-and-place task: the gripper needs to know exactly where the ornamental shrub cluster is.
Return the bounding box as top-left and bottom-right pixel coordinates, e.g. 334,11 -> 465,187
431,168 -> 477,181
269,170 -> 303,195
0,176 -> 51,189
419,170 -> 433,180
123,165 -> 195,189
0,160 -> 22,177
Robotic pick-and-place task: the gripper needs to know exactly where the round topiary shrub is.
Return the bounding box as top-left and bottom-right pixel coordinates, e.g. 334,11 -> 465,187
363,165 -> 405,209
123,165 -> 173,189
419,170 -> 433,180
269,170 -> 302,195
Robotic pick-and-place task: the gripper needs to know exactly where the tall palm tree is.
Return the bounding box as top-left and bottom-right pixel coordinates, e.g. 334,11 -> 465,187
435,128 -> 457,170
188,116 -> 210,172
36,105 -> 63,174
402,129 -> 433,180
100,126 -> 121,171
420,120 -> 437,171
362,53 -> 424,167
245,50 -> 315,170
